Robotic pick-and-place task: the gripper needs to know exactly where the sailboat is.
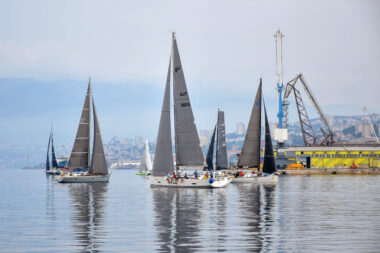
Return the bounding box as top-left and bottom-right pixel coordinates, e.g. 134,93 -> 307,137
205,109 -> 229,171
46,126 -> 61,175
136,139 -> 153,175
56,78 -> 110,183
232,78 -> 278,183
149,33 -> 230,188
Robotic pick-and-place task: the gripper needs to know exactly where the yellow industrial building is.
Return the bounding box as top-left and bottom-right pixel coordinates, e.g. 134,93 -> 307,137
278,146 -> 380,169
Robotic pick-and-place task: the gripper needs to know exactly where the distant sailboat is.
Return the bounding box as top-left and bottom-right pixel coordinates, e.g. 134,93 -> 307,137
46,126 -> 61,175
136,139 -> 153,175
149,33 -> 230,188
232,78 -> 278,183
205,109 -> 229,171
56,78 -> 110,183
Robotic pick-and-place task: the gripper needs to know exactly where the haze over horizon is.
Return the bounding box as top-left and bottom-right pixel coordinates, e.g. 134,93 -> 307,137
0,0 -> 379,148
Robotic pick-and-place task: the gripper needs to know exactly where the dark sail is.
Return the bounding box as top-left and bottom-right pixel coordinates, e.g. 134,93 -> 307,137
152,59 -> 174,176
206,125 -> 216,171
46,132 -> 51,171
89,98 -> 108,175
263,103 -> 276,174
172,33 -> 204,167
68,79 -> 91,169
51,129 -> 58,168
237,79 -> 262,168
216,109 -> 228,170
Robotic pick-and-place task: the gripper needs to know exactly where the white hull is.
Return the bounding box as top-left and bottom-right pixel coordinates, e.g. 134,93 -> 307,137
46,169 -> 60,175
56,174 -> 110,183
231,174 -> 278,183
149,176 -> 230,188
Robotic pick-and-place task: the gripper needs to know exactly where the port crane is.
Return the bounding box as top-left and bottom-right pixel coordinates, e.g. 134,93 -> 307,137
282,73 -> 335,146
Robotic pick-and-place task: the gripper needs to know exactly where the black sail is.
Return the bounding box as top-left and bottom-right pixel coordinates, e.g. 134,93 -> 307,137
172,33 -> 204,167
89,98 -> 108,175
152,59 -> 174,177
68,79 -> 91,169
263,103 -> 276,174
216,109 -> 228,170
237,79 -> 262,168
46,132 -> 51,171
51,129 -> 58,168
206,125 -> 217,171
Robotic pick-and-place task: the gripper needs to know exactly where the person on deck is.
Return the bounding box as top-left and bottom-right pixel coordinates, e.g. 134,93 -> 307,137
194,170 -> 198,179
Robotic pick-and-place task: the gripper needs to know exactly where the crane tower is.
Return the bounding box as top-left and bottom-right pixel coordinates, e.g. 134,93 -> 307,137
274,29 -> 288,146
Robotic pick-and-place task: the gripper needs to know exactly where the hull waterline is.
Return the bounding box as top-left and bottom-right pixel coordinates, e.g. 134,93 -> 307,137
56,174 -> 110,183
149,176 -> 230,188
231,173 -> 278,183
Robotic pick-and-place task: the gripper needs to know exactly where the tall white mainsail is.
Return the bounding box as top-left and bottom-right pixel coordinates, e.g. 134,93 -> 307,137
172,33 -> 204,168
139,139 -> 153,172
68,79 -> 91,169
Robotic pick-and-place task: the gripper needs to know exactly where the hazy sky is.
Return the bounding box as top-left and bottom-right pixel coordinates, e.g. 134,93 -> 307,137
0,0 -> 379,143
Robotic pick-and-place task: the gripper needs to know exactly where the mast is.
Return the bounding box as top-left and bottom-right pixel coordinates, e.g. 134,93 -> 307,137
216,109 -> 228,170
172,33 -> 204,170
263,102 -> 276,174
46,131 -> 51,171
237,79 -> 262,168
67,79 -> 91,169
89,97 -> 108,175
206,125 -> 217,171
152,58 -> 174,176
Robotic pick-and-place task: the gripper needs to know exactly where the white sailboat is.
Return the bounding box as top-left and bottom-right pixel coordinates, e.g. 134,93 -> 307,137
56,78 -> 110,183
136,139 -> 153,175
232,79 -> 278,183
149,33 -> 230,188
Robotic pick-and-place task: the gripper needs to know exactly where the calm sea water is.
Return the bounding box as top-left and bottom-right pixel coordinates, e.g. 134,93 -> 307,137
0,169 -> 380,252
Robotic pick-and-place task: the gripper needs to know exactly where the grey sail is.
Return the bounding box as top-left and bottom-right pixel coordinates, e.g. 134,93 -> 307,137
172,34 -> 204,167
46,132 -> 51,171
206,125 -> 217,171
89,98 -> 108,175
216,109 -> 228,170
152,59 -> 174,176
51,130 -> 58,168
68,80 -> 91,169
237,79 -> 262,168
263,103 -> 276,174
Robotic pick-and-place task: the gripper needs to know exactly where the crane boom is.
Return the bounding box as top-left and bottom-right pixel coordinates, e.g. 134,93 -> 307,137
283,73 -> 334,146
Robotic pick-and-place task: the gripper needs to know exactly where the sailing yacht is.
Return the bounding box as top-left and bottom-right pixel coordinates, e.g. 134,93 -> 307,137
56,78 -> 110,183
205,109 -> 229,171
149,33 -> 229,188
232,79 -> 278,183
136,139 -> 153,175
45,126 -> 60,175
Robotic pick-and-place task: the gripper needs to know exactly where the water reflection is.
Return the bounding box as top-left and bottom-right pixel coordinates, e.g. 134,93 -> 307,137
69,183 -> 108,252
152,188 -> 206,252
151,184 -> 277,252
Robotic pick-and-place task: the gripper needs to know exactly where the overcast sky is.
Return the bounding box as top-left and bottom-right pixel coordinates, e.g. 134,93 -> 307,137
0,0 -> 379,142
